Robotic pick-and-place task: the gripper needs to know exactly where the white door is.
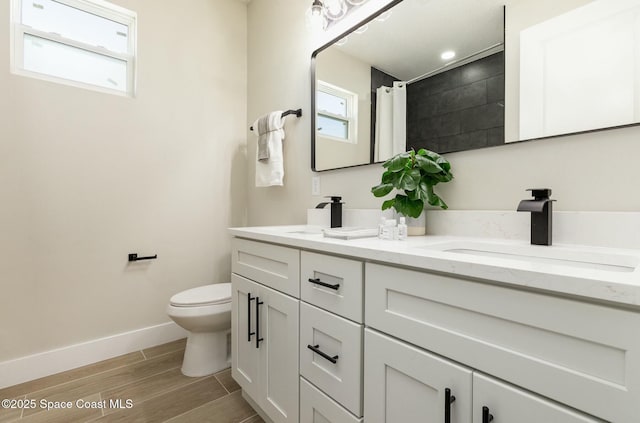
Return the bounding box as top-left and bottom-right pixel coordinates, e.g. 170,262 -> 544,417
257,283 -> 300,423
231,274 -> 260,401
472,373 -> 604,423
364,328 -> 472,423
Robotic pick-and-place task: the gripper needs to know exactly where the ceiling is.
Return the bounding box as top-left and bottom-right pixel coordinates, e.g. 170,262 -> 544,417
334,0 -> 506,81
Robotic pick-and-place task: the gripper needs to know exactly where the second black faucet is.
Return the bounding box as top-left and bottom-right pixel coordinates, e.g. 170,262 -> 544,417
517,188 -> 555,246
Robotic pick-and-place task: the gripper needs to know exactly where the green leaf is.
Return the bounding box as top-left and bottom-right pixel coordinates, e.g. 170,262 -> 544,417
436,157 -> 451,172
398,168 -> 420,191
425,185 -> 448,210
371,183 -> 394,198
415,181 -> 428,201
381,198 -> 396,210
393,194 -> 424,218
415,154 -> 443,174
384,152 -> 411,172
381,170 -> 394,184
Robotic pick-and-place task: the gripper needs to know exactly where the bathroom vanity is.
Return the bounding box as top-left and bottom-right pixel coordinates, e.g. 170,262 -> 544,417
229,226 -> 640,423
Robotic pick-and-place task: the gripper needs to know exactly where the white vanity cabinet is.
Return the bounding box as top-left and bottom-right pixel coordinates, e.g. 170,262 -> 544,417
231,239 -> 300,423
229,229 -> 640,423
365,262 -> 635,422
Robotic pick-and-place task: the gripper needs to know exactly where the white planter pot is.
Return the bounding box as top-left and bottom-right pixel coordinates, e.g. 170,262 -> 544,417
403,214 -> 426,236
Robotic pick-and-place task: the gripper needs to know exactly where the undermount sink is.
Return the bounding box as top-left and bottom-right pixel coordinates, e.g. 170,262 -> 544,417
421,240 -> 639,273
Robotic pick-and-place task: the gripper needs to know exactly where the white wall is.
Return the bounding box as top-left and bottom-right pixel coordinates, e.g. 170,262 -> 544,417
0,0 -> 247,362
246,0 -> 640,228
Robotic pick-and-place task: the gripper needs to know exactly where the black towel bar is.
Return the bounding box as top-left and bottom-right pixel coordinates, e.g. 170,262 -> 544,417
250,109 -> 302,131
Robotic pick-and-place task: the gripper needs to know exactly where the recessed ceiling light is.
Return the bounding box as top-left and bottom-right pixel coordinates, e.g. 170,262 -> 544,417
441,50 -> 456,60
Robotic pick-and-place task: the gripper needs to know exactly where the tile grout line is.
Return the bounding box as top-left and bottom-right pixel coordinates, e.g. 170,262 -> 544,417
214,373 -> 231,395
13,354 -> 147,399
99,391 -> 104,417
238,414 -> 260,423
21,347 -> 184,399
97,370 -> 217,417
160,388 -> 237,423
19,394 -> 25,419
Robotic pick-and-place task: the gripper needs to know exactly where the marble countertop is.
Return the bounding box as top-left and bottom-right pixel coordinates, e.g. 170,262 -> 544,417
229,225 -> 640,308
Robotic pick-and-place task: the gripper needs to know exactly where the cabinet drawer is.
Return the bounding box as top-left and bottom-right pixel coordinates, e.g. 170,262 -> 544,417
232,238 -> 300,297
473,373 -> 604,423
365,263 -> 640,423
300,377 -> 363,423
300,302 -> 363,417
301,251 -> 363,322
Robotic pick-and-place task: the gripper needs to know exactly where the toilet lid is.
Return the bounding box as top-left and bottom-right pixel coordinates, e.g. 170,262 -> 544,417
170,283 -> 231,307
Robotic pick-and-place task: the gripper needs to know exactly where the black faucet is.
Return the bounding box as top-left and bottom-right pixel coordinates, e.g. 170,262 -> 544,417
517,188 -> 555,246
315,196 -> 343,228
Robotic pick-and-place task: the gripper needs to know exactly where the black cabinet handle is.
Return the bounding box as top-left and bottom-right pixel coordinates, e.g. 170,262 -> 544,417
445,388 -> 456,423
308,278 -> 340,290
255,297 -> 264,349
247,293 -> 255,342
482,406 -> 494,423
307,344 -> 339,363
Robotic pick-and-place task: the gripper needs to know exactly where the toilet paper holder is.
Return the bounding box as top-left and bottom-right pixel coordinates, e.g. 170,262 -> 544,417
128,253 -> 158,262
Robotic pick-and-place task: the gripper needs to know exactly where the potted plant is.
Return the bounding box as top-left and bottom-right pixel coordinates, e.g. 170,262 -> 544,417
371,148 -> 453,235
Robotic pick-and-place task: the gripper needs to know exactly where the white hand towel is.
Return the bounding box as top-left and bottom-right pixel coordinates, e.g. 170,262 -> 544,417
252,111 -> 285,187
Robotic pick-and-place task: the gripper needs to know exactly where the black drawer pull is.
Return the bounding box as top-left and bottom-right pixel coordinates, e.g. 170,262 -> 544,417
482,406 -> 494,423
308,278 -> 340,290
255,297 -> 264,349
247,293 -> 255,342
307,344 -> 339,363
445,388 -> 456,423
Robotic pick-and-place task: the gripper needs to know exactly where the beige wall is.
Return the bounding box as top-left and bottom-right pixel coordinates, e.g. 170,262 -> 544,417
246,0 -> 640,228
0,0 -> 247,361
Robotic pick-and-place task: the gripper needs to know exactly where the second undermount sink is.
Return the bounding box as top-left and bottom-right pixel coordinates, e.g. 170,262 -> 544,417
420,240 -> 640,273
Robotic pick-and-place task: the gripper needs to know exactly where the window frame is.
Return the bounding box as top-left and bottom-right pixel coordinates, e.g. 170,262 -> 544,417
10,0 -> 137,97
316,80 -> 358,144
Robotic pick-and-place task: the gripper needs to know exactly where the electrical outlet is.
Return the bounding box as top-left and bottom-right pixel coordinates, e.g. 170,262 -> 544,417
312,176 -> 321,196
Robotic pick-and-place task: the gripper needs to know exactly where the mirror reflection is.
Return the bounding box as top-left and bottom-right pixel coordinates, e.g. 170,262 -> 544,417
312,0 -> 640,172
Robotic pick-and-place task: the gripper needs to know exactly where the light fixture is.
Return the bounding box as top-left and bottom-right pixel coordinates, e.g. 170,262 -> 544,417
324,0 -> 347,21
307,0 -> 369,31
306,0 -> 327,31
441,50 -> 456,60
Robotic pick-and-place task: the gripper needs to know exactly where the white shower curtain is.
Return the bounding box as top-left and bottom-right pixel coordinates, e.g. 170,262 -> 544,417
374,81 -> 407,162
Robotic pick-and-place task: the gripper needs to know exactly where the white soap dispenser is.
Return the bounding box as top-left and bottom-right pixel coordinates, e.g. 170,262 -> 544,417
378,216 -> 386,239
398,217 -> 408,240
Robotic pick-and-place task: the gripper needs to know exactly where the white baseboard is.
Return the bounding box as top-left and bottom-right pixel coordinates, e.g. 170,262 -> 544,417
0,322 -> 188,389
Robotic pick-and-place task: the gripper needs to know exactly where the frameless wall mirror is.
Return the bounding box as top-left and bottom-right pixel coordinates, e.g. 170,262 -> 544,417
311,0 -> 640,172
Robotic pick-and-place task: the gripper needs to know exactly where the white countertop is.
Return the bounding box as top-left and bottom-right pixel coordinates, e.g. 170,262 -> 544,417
229,225 -> 640,308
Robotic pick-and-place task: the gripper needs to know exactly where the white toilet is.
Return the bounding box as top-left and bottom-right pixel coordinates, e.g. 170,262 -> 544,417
166,283 -> 231,377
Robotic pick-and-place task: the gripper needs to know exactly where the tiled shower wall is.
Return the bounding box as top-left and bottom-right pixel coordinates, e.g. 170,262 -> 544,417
406,51 -> 505,154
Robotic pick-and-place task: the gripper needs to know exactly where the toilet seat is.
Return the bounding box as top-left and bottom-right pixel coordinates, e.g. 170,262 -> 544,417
170,283 -> 231,307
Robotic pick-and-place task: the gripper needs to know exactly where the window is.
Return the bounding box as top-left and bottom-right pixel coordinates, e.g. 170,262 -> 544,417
316,80 -> 358,143
10,0 -> 137,96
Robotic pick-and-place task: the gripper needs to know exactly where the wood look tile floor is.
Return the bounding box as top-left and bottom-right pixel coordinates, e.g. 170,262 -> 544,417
0,339 -> 264,423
